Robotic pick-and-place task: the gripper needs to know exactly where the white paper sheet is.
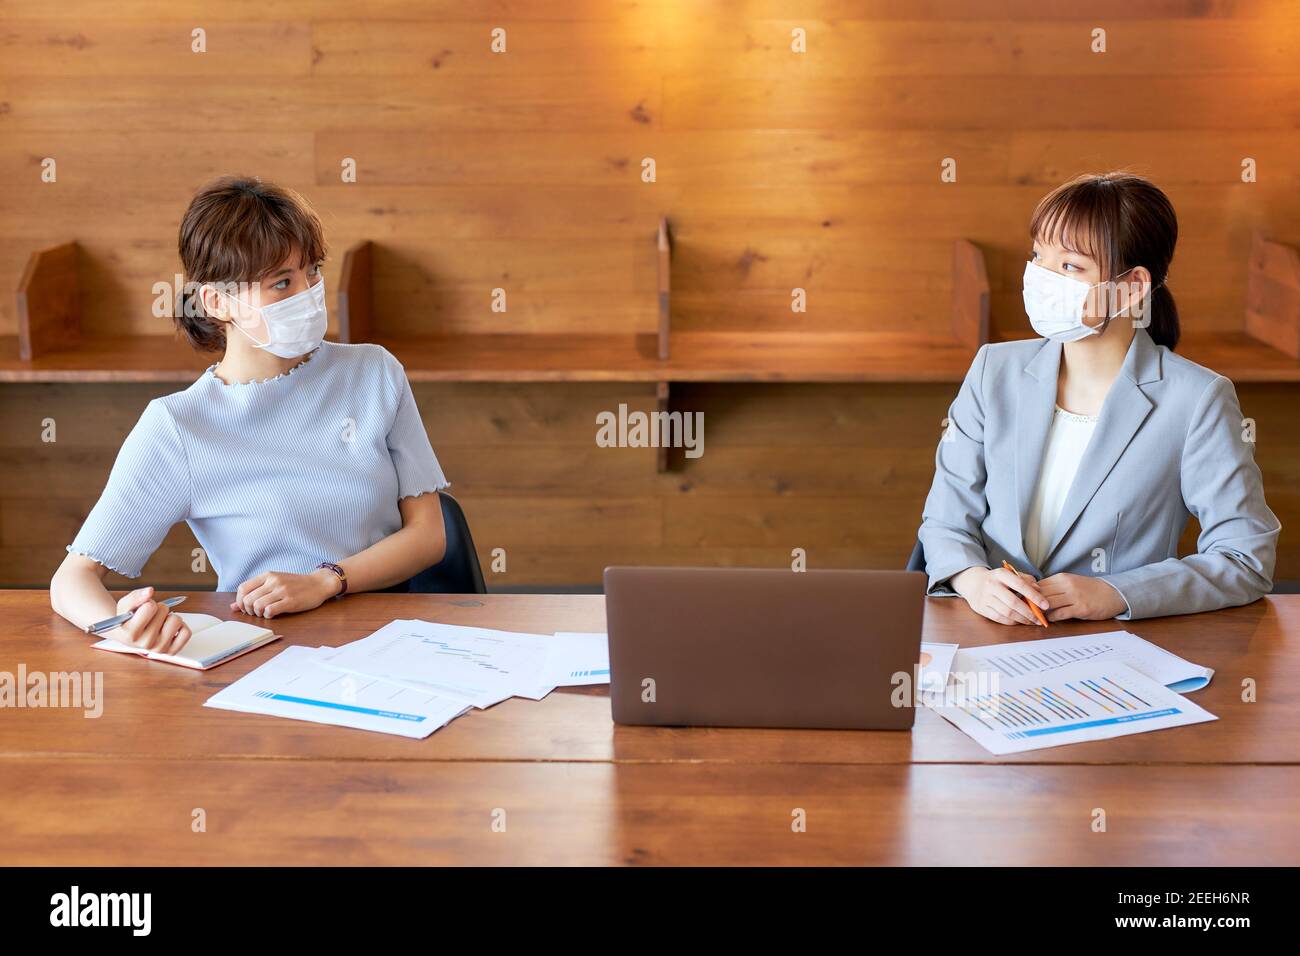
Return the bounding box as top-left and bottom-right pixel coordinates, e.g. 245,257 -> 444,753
546,632 -> 610,686
951,630 -> 1214,692
925,660 -> 1216,754
203,646 -> 469,739
320,619 -> 552,708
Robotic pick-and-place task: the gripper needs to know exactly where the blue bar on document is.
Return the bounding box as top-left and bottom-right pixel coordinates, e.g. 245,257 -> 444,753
253,690 -> 427,722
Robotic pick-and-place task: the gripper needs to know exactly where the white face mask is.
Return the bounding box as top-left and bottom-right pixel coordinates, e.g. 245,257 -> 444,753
218,276 -> 328,359
1022,261 -> 1137,343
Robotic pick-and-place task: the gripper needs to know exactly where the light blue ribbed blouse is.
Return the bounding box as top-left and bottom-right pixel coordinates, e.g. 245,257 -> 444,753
68,341 -> 449,592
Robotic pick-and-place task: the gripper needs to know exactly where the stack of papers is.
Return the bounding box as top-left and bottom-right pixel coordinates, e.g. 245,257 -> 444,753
323,619 -> 555,708
318,621 -> 611,707
923,630 -> 1218,754
204,620 -> 609,738
927,659 -> 1216,755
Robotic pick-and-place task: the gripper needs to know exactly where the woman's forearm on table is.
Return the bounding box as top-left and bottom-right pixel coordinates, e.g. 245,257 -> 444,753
334,493 -> 447,594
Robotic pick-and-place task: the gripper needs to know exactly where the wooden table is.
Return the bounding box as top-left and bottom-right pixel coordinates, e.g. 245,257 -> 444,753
1,590 -> 1297,865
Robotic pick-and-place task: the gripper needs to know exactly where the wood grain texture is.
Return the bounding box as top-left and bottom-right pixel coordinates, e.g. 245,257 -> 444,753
0,331 -> 981,384
1246,232 -> 1300,357
3,2 -> 1299,587
336,240 -> 373,344
0,21 -> 312,76
2,2 -> 1296,19
1,591 -> 1296,767
15,242 -> 80,361
1,591 -> 1298,865
3,759 -> 1297,865
951,239 -> 989,349
663,74 -> 1300,130
3,375 -> 1297,588
3,7 -> 1300,348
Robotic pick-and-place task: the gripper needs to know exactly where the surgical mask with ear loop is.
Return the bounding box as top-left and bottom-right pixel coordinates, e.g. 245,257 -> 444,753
1022,260 -> 1150,343
215,276 -> 328,359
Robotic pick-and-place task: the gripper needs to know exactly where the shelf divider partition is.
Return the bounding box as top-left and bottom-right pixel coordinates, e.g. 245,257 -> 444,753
656,381 -> 672,474
336,240 -> 374,345
656,217 -> 673,471
951,238 -> 990,351
657,216 -> 671,361
1246,231 -> 1300,358
17,241 -> 81,361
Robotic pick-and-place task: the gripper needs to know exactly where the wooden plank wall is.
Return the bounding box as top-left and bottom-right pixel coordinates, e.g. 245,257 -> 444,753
2,1 -> 1298,588
3,379 -> 1298,589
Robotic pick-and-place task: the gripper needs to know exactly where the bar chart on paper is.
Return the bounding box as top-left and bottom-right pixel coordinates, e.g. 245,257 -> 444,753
927,660 -> 1217,754
417,634 -> 527,676
975,642 -> 1119,677
952,631 -> 1215,692
319,620 -> 554,708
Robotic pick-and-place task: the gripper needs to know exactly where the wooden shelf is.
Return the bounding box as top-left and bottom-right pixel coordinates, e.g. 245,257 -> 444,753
0,331 -> 977,385
0,334 -> 211,383
329,222 -> 987,385
7,230 -> 1298,385
1,228 -> 984,385
375,331 -> 978,384
1178,331 -> 1300,383
357,333 -> 661,383
374,333 -> 663,383
6,330 -> 1289,386
487,329 -> 1297,385
662,331 -> 978,383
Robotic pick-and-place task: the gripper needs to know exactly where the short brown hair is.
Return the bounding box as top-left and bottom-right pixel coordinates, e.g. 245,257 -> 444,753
176,176 -> 328,351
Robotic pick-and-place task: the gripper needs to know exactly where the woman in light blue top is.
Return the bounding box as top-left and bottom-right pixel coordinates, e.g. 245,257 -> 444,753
51,176 -> 449,654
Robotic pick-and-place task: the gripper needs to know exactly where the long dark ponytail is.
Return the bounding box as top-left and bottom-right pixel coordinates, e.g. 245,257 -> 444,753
1029,171 -> 1180,350
1147,282 -> 1179,350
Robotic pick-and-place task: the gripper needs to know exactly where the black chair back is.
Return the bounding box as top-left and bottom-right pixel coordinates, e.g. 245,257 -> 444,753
390,492 -> 487,594
905,538 -> 925,573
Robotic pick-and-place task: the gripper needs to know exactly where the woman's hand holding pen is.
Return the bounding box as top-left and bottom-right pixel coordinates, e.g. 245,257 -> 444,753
112,586 -> 192,653
951,565 -> 1050,627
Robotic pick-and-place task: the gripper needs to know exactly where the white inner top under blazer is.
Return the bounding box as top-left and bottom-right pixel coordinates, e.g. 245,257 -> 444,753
1024,405 -> 1099,568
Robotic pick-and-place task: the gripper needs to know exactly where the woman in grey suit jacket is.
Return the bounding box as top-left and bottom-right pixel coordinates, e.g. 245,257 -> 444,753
919,172 -> 1280,624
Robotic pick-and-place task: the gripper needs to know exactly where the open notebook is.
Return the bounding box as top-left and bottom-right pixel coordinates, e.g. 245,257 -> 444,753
93,612 -> 280,671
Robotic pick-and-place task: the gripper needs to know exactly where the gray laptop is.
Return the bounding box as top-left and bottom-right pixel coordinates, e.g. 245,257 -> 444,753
604,566 -> 926,730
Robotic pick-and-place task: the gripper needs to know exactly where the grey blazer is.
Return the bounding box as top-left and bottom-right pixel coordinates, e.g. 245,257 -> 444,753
918,328 -> 1280,620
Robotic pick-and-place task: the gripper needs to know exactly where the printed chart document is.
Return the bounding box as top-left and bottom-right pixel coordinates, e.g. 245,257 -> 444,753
951,630 -> 1214,692
926,660 -> 1216,754
322,619 -> 553,708
204,646 -> 468,738
94,612 -> 279,671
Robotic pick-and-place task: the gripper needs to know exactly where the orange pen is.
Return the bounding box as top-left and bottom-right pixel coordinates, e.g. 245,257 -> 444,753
1002,560 -> 1049,627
